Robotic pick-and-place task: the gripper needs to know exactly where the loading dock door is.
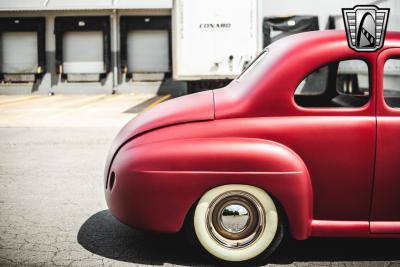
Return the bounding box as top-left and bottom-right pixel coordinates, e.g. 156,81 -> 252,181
120,16 -> 171,77
54,16 -> 111,80
1,32 -> 38,73
0,17 -> 45,82
127,30 -> 170,73
63,31 -> 104,74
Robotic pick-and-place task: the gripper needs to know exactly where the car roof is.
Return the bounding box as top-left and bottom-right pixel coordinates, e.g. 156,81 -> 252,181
273,30 -> 400,53
241,30 -> 400,89
214,30 -> 400,119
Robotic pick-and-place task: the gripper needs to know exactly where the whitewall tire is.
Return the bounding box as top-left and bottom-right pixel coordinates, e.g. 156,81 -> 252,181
191,184 -> 282,263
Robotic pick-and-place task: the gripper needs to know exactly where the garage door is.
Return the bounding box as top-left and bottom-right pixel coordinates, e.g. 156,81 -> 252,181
1,32 -> 38,73
63,31 -> 104,74
127,30 -> 169,73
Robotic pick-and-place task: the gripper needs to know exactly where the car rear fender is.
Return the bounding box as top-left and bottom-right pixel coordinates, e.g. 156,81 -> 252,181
110,137 -> 313,240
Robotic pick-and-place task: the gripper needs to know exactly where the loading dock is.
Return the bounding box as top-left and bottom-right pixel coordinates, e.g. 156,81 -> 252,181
54,16 -> 111,82
0,17 -> 45,83
120,16 -> 171,80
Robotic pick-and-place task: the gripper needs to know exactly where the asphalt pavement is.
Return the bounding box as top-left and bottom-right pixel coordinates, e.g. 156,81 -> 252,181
1,95 -> 400,266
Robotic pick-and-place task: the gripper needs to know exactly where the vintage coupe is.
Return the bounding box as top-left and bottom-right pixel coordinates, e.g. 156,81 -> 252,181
105,30 -> 400,264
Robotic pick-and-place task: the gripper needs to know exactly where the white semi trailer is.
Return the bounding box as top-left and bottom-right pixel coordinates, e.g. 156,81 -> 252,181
172,0 -> 262,93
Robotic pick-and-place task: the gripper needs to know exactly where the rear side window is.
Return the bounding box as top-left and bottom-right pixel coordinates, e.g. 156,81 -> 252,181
383,58 -> 400,108
294,59 -> 370,108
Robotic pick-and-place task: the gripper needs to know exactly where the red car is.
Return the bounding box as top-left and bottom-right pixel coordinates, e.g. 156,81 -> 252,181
105,30 -> 400,264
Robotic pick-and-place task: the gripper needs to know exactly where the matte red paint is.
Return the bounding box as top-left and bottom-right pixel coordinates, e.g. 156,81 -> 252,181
371,47 -> 400,225
370,222 -> 400,234
109,138 -> 312,239
105,30 -> 400,240
103,90 -> 214,180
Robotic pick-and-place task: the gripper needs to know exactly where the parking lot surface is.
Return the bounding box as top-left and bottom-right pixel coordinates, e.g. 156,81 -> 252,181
1,95 -> 400,266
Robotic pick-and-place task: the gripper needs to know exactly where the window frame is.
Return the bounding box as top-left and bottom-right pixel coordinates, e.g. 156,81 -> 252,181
382,57 -> 400,109
375,48 -> 400,116
293,57 -> 372,109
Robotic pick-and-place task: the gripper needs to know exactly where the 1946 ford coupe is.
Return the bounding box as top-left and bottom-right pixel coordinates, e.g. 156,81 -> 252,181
105,30 -> 400,264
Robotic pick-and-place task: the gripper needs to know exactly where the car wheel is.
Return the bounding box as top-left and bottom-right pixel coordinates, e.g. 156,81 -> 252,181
188,184 -> 284,265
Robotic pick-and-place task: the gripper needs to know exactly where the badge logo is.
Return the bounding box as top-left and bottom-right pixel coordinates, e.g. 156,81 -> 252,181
342,5 -> 390,52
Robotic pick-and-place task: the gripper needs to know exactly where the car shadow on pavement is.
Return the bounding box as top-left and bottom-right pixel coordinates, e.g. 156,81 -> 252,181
78,210 -> 400,266
77,210 -> 204,266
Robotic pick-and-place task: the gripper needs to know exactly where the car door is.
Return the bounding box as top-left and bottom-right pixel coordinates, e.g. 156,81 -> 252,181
288,58 -> 377,221
370,48 -> 400,233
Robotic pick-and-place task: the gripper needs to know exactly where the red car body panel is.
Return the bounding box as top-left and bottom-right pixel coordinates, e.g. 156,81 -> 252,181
103,90 -> 214,179
105,30 -> 400,240
371,47 -> 400,226
109,137 -> 312,239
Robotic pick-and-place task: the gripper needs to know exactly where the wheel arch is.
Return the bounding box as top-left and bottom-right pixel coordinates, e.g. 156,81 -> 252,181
109,137 -> 313,239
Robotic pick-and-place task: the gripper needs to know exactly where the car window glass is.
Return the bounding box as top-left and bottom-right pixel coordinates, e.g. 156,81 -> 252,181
294,66 -> 328,95
294,59 -> 370,108
383,58 -> 400,108
336,60 -> 369,96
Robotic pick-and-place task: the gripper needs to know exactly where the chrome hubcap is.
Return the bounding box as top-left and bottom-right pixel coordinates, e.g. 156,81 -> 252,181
221,204 -> 250,233
206,191 -> 265,248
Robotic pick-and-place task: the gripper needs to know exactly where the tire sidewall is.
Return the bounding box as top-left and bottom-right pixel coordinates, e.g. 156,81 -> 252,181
193,184 -> 279,262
